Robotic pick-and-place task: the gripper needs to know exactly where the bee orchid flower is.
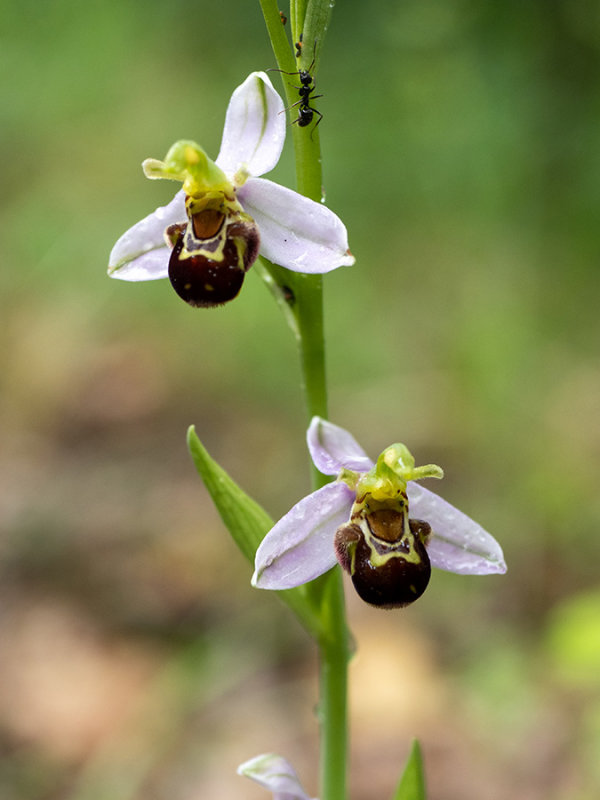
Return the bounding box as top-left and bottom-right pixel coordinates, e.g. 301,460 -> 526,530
238,753 -> 317,800
108,71 -> 354,307
253,418 -> 507,608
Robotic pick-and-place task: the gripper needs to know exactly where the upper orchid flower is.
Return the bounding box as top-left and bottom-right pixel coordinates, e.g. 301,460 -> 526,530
108,72 -> 354,307
238,753 -> 317,800
253,418 -> 506,608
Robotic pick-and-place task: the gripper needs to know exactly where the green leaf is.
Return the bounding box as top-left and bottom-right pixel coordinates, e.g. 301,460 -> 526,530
392,740 -> 426,800
186,425 -> 323,638
301,0 -> 334,73
187,425 -> 272,563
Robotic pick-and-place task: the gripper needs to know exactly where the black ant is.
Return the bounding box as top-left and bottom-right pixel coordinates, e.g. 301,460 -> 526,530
290,60 -> 323,130
269,51 -> 323,132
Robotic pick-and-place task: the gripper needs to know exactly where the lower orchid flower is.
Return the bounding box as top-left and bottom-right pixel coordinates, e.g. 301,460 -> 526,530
253,417 -> 506,608
238,753 -> 317,800
108,71 -> 354,308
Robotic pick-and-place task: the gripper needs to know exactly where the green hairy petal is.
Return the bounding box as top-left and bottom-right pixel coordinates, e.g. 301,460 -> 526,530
381,444 -> 443,482
143,141 -> 231,196
358,445 -> 444,500
187,426 -> 323,638
392,740 -> 427,800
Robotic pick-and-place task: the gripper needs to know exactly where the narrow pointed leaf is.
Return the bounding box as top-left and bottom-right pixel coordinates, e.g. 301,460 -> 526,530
392,740 -> 426,800
187,426 -> 323,638
301,0 -> 334,74
187,425 -> 271,562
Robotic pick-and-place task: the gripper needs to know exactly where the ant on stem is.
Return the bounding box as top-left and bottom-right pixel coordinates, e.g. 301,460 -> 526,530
269,44 -> 323,133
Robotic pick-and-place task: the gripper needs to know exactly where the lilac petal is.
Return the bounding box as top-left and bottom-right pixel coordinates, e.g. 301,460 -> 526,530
108,190 -> 185,281
237,177 -> 355,273
407,483 -> 507,575
307,417 -> 374,476
237,754 -> 317,800
252,482 -> 354,590
216,72 -> 285,179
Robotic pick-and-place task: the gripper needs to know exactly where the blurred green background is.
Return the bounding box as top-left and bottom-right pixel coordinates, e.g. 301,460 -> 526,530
1,1 -> 599,798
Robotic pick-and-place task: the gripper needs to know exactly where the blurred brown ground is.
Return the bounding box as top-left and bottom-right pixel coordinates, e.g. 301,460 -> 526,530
1,1 -> 599,799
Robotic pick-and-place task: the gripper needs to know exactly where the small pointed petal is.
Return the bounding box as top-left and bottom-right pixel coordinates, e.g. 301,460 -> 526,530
237,178 -> 355,273
216,72 -> 285,179
237,753 -> 317,800
253,482 -> 354,590
407,483 -> 507,575
108,190 -> 185,281
307,417 -> 374,476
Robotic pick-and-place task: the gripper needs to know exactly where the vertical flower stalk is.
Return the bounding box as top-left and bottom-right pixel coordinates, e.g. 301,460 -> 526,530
260,4 -> 350,800
259,0 -> 329,447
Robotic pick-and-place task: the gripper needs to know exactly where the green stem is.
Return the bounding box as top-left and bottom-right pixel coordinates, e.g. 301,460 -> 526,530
259,0 -> 328,475
260,4 -> 350,800
295,273 -> 328,484
315,568 -> 350,800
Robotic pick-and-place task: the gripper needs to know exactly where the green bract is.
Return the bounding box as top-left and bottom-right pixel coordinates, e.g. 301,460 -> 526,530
355,444 -> 444,502
142,140 -> 233,197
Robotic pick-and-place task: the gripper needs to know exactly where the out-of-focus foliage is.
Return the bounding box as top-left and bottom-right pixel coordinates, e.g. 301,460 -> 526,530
1,1 -> 599,799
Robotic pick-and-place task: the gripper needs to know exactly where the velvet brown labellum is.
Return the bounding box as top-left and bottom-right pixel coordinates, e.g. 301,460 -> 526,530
168,209 -> 260,308
334,514 -> 432,609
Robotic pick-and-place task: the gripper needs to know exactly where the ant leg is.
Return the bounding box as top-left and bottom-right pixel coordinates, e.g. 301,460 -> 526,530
281,98 -> 304,113
266,67 -> 301,77
309,108 -> 324,140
